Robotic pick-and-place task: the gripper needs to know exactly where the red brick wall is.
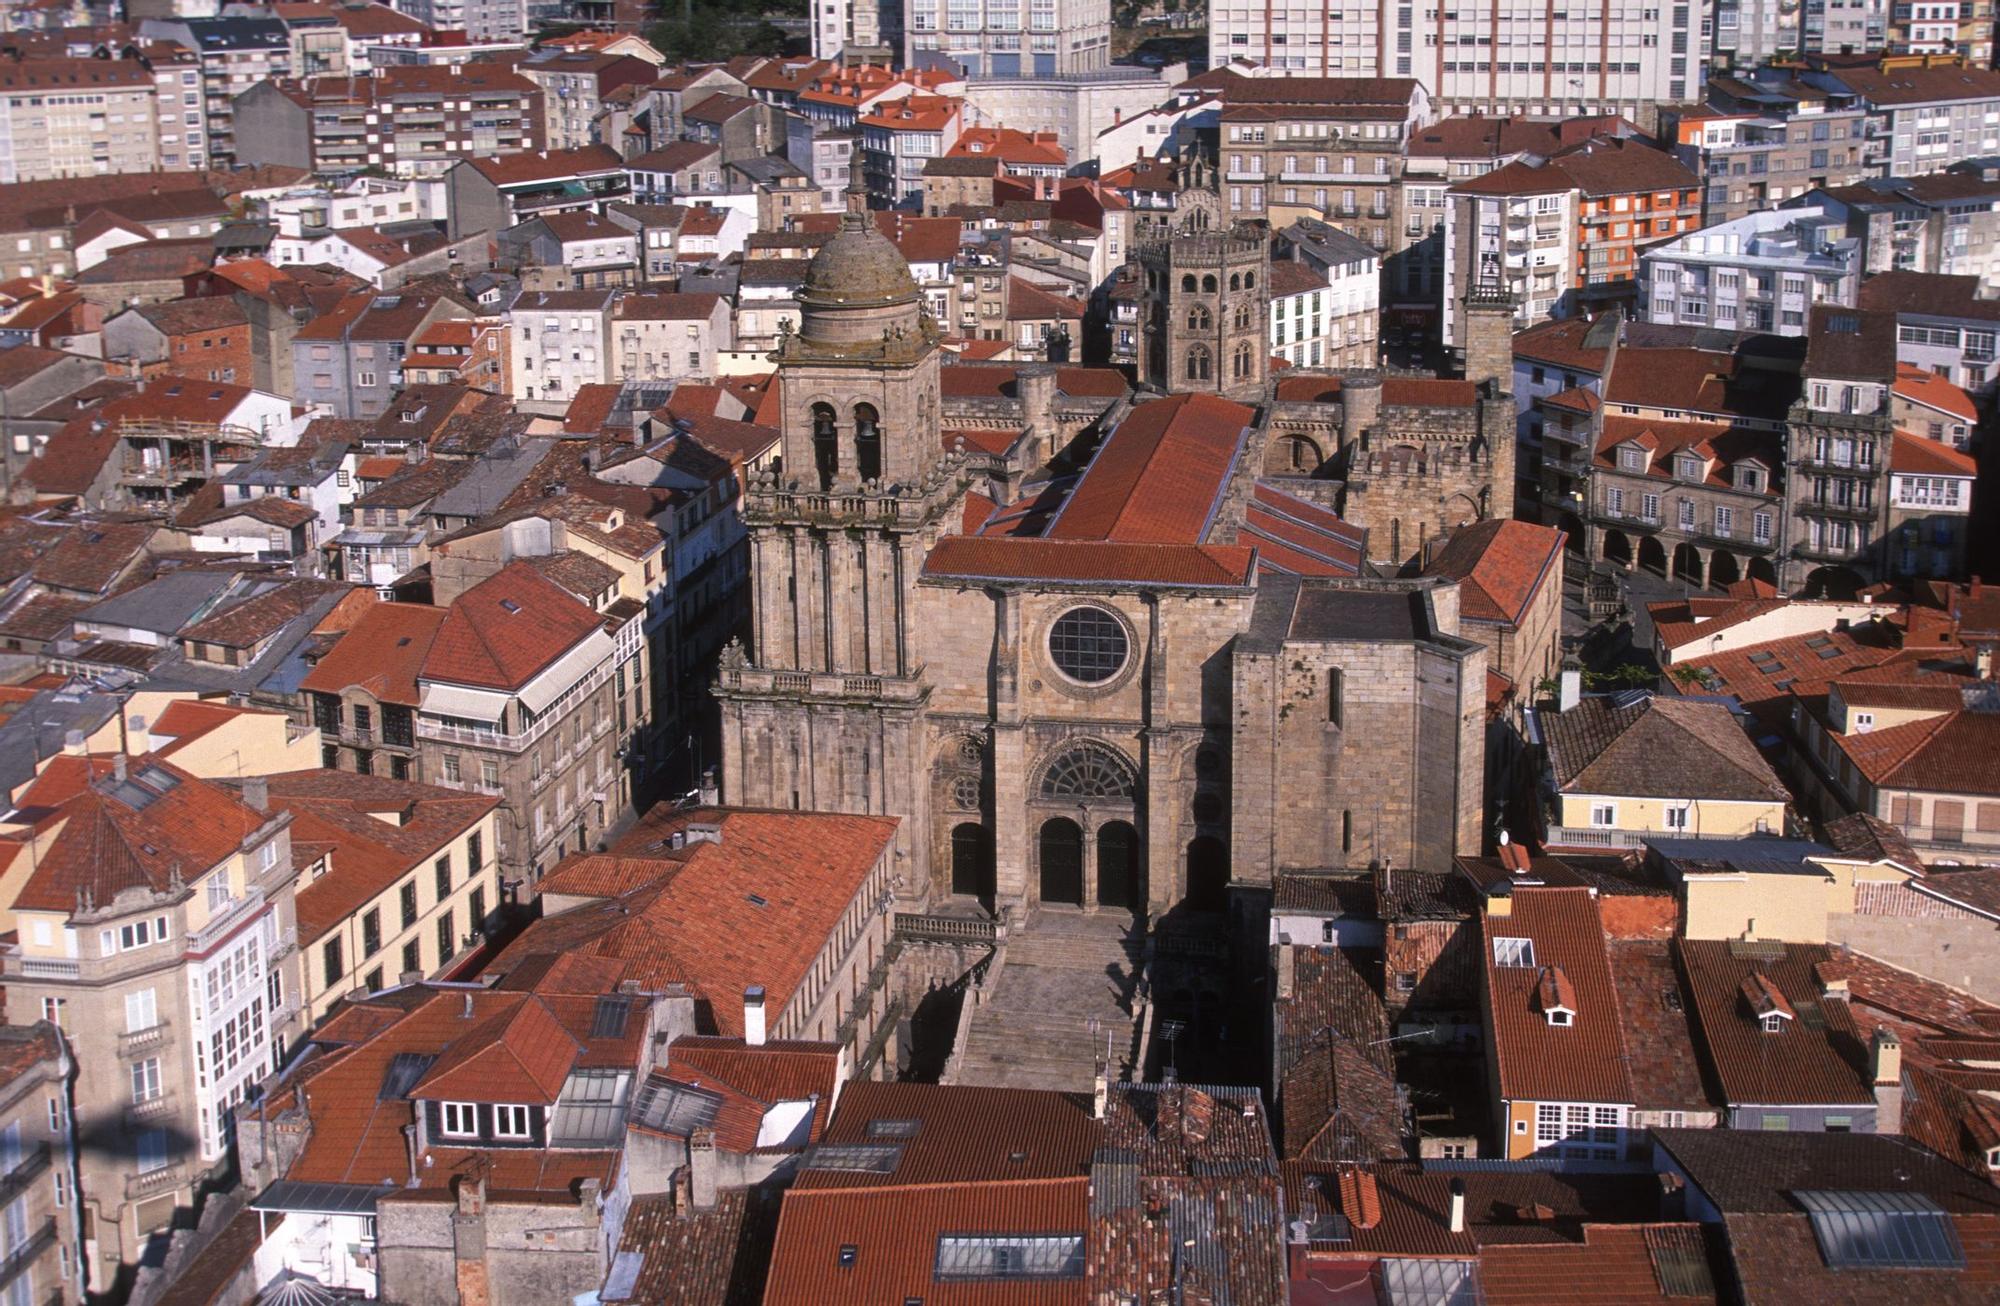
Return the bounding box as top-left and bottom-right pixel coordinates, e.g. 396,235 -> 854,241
157,325 -> 255,386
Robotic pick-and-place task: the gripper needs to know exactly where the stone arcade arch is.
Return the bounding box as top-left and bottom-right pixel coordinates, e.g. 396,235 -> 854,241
1638,535 -> 1669,576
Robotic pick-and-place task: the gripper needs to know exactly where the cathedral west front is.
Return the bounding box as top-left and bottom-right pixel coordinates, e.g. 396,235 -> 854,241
715,184 -> 1516,936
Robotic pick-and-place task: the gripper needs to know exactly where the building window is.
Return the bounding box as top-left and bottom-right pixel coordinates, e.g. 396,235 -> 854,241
494,1104 -> 531,1139
438,909 -> 456,962
323,937 -> 343,989
440,1102 -> 477,1138
403,939 -> 421,976
435,855 -> 451,899
130,1058 -> 162,1104
1492,937 -> 1536,968
1590,803 -> 1617,828
362,909 -> 382,958
468,831 -> 484,871
400,881 -> 418,929
1047,606 -> 1128,684
1664,806 -> 1689,830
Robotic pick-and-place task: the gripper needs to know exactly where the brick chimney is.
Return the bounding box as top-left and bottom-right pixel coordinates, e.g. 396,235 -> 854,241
1872,1027 -> 1903,1133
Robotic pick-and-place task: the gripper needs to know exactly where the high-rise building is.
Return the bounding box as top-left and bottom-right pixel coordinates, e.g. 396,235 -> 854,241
1207,1 -> 1699,123
904,0 -> 1110,78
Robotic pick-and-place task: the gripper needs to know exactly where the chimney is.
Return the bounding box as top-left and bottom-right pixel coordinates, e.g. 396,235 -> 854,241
1093,1062 -> 1109,1119
743,985 -> 766,1046
113,754 -> 127,783
1558,657 -> 1582,712
698,767 -> 718,806
1873,1027 -> 1904,1133
1276,945 -> 1295,1000
689,1127 -> 718,1209
243,776 -> 268,812
1448,1178 -> 1465,1233
462,991 -> 476,1019
62,730 -> 84,757
402,1122 -> 422,1188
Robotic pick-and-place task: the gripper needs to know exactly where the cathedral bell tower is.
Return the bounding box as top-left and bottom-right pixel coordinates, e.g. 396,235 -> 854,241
715,177 -> 966,868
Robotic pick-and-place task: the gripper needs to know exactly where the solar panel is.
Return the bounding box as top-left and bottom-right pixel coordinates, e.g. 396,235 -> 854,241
1794,1190 -> 1966,1270
379,1052 -> 436,1101
591,996 -> 632,1039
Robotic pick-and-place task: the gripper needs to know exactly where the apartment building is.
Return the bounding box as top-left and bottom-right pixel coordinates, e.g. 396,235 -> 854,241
0,59 -> 166,184
1661,77 -> 1873,225
1207,0 -> 1698,122
517,52 -> 654,151
813,0 -> 890,59
1801,52 -> 2000,176
1640,208 -> 1861,335
265,771 -> 502,1022
0,757 -> 299,1292
234,64 -> 544,178
443,146 -> 631,241
292,290 -> 472,421
1714,0 -> 1888,64
136,17 -> 292,167
413,561 -> 643,887
1887,0 -> 1993,64
1209,74 -> 1431,258
1782,306 -> 1899,594
394,0 -> 527,43
0,1023 -> 79,1306
498,212 -> 640,291
1442,139 -> 1700,344
613,292 -> 732,383
1268,248 -> 1378,371
508,289 -> 614,413
1887,430 -> 1976,580
859,94 -> 961,208
1804,172 -> 2000,292
902,0 -> 1109,77
1859,269 -> 2000,391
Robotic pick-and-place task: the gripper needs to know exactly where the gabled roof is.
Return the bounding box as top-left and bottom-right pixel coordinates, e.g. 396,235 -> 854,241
1045,392 -> 1254,545
1542,695 -> 1790,802
1675,940 -> 1872,1108
419,562 -> 603,692
1482,888 -> 1635,1106
1891,428 -> 1977,477
1423,519 -> 1565,626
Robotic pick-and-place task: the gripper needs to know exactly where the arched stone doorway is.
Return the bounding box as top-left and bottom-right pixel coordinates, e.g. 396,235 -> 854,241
1603,530 -> 1633,570
1637,535 -> 1668,577
1039,818 -> 1084,906
1186,835 -> 1228,913
950,822 -> 994,904
1096,821 -> 1142,910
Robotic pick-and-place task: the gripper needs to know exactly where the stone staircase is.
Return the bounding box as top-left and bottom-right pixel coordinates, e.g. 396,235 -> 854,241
951,911 -> 1148,1092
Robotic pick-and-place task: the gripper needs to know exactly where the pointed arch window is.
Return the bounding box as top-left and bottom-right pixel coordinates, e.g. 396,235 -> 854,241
853,403 -> 882,483
1187,305 -> 1212,331
1186,345 -> 1212,381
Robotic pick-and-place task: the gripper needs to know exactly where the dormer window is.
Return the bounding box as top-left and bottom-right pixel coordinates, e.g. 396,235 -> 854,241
1676,454 -> 1702,481
494,1104 -> 532,1139
1737,466 -> 1764,493
1761,1013 -> 1786,1033
1987,1146 -> 2000,1171
1618,447 -> 1644,472
441,1102 -> 477,1137
1549,1009 -> 1573,1027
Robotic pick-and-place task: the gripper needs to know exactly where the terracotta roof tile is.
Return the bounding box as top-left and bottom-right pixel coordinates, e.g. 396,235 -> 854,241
922,537 -> 1255,588
1423,519 -> 1565,626
1676,940 -> 1873,1108
1047,393 -> 1254,544
1542,695 -> 1789,802
1483,888 -> 1635,1106
419,562 -> 604,692
300,602 -> 445,707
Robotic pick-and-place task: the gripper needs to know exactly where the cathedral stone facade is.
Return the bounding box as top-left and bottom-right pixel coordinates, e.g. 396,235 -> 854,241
716,191 -> 1510,931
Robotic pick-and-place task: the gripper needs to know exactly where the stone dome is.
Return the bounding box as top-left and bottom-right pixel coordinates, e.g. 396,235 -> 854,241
798,209 -> 920,312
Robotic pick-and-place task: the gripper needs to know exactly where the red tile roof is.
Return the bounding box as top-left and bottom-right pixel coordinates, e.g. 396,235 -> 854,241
1891,427 -> 1977,477
1676,939 -> 1873,1108
1483,889 -> 1635,1106
1894,362 -> 1979,423
1046,393 -> 1254,544
420,562 -> 604,692
922,537 -> 1256,588
492,807 -> 896,1037
1480,1224 -> 1720,1304
466,145 -> 625,186
299,602 -> 445,707
1423,519 -> 1565,626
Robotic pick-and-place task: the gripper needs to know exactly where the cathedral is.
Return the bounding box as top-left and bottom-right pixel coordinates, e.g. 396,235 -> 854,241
714,189 -> 1518,930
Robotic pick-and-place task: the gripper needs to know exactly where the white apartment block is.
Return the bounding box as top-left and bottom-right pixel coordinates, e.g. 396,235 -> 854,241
508,289 -> 613,412
1641,208 -> 1862,336
1441,184 -> 1579,344
390,0 -> 527,43
904,0 -> 1111,78
813,0 -> 890,58
1206,0 -> 1699,120
0,60 -> 165,184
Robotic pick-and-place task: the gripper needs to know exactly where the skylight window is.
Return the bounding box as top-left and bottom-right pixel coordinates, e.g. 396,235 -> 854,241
934,1234 -> 1085,1281
1492,937 -> 1535,968
1794,1190 -> 1965,1270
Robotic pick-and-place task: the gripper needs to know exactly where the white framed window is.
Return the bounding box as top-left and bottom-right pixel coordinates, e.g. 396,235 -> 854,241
1548,1009 -> 1573,1027
260,842 -> 278,871
494,1104 -> 531,1139
1664,805 -> 1690,831
1760,1013 -> 1785,1033
130,1058 -> 161,1104
440,1102 -> 478,1137
124,988 -> 157,1034
1852,712 -> 1875,733
1492,937 -> 1536,968
136,1129 -> 169,1174
1590,803 -> 1617,828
